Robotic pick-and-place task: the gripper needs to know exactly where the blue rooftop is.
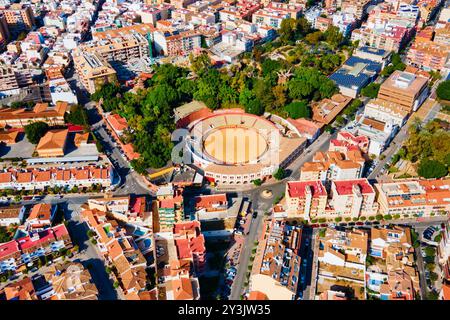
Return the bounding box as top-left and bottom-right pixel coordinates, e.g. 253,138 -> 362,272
329,56 -> 382,90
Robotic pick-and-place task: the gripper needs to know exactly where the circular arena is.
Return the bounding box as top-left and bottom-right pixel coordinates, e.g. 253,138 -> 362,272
183,108 -> 308,186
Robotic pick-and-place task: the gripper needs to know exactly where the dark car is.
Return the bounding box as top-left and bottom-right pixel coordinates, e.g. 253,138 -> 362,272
349,222 -> 356,226
356,222 -> 364,226
311,224 -> 320,228
339,223 -> 348,227
320,223 -> 328,227
252,211 -> 258,219
365,221 -> 372,225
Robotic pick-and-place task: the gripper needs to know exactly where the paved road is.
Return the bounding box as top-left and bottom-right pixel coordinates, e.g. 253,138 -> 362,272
63,198 -> 120,300
303,228 -> 319,300
83,101 -> 153,197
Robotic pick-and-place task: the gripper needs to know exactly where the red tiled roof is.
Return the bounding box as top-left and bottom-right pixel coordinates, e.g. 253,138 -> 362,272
195,194 -> 227,209
333,179 -> 374,195
107,114 -> 128,132
287,181 -> 327,198
0,240 -> 20,261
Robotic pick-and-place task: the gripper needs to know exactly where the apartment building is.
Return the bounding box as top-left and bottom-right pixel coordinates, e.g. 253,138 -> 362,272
173,221 -> 206,273
379,270 -> 416,300
375,179 -> 450,217
341,0 -> 371,20
352,23 -> 415,53
88,195 -> 150,226
300,150 -> 365,182
153,185 -> 183,231
0,13 -> 9,49
316,228 -> 368,300
252,2 -> 302,28
153,30 -> 201,56
367,226 -> 419,299
434,24 -> 450,45
377,71 -> 428,112
352,46 -> 391,68
250,219 -> 302,300
285,180 -> 328,220
194,193 -> 228,220
329,131 -> 370,154
88,25 -> 154,65
406,33 -> 450,71
363,98 -> 409,127
81,208 -> 153,300
0,4 -> 35,33
0,205 -> 25,226
0,165 -> 113,191
40,262 -> 98,300
0,277 -> 38,300
0,102 -> 67,128
139,4 -> 173,26
370,226 -> 413,258
0,224 -> 72,273
72,50 -> 117,94
0,66 -> 33,96
314,16 -> 332,32
24,203 -> 57,232
329,179 -> 377,218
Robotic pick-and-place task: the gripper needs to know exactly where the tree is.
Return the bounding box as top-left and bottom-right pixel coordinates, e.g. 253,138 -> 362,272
381,53 -> 405,77
284,101 -> 311,119
194,69 -> 222,109
361,83 -> 381,98
436,80 -> 450,101
252,179 -> 262,186
24,122 -> 49,144
279,18 -> 297,43
324,26 -> 343,48
305,31 -> 323,45
0,226 -> 13,242
189,52 -> 211,74
418,159 -> 448,179
273,168 -> 286,180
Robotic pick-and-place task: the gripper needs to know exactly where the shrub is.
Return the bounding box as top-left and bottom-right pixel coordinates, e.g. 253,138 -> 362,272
284,101 -> 311,119
418,159 -> 448,179
24,122 -> 49,144
273,168 -> 286,180
252,179 -> 262,186
436,80 -> 450,101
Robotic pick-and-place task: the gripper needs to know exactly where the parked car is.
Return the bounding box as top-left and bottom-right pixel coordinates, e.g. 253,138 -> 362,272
356,222 -> 364,226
